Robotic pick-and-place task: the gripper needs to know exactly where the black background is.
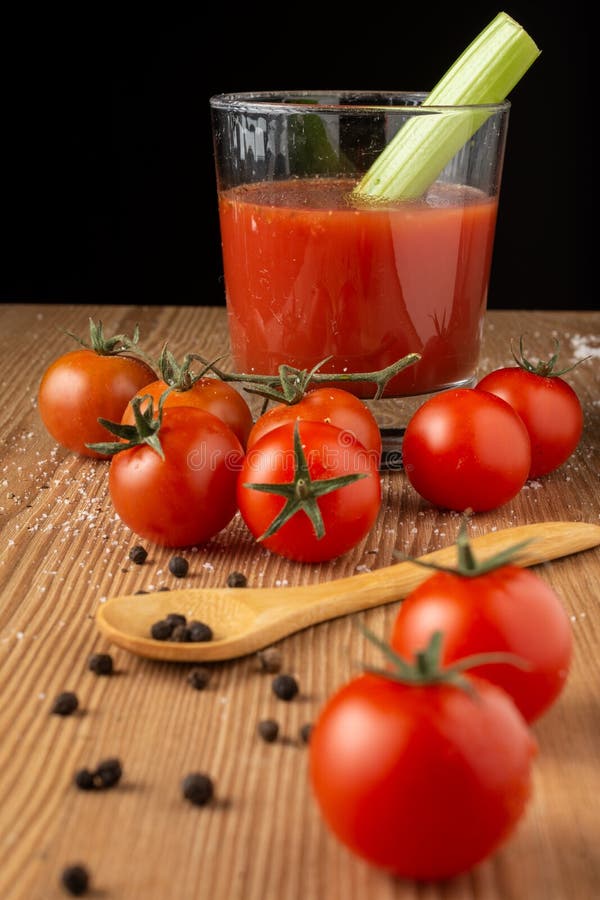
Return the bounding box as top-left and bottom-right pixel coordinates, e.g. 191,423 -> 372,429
0,5 -> 593,310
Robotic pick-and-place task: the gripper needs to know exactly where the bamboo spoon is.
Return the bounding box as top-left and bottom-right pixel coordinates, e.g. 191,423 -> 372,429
96,521 -> 600,662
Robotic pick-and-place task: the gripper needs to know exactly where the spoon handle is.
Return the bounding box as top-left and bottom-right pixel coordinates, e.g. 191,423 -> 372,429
253,521 -> 600,630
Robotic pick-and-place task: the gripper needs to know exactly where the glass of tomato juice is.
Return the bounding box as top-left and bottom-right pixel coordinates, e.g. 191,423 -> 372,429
210,92 -> 509,411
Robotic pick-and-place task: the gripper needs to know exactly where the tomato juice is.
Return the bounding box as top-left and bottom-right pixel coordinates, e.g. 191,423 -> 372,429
218,178 -> 498,397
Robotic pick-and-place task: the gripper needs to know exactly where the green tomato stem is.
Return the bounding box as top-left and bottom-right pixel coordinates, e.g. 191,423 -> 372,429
195,352 -> 421,404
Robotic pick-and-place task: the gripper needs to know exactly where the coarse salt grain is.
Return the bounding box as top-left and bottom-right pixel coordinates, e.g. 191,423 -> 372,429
569,334 -> 600,361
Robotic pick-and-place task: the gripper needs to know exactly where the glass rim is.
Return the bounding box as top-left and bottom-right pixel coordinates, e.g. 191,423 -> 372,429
209,90 -> 511,113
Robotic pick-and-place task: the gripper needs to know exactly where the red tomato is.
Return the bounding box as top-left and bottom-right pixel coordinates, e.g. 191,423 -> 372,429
309,671 -> 536,880
247,388 -> 382,461
476,367 -> 583,477
121,377 -> 253,448
402,389 -> 531,511
237,421 -> 381,562
108,406 -> 243,547
38,350 -> 156,458
390,567 -> 572,722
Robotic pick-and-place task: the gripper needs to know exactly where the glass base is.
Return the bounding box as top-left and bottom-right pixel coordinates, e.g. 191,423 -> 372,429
380,427 -> 405,471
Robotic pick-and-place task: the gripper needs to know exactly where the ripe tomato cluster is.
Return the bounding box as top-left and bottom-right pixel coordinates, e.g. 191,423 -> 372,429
402,341 -> 584,511
37,324 -> 584,556
309,527 -> 573,880
36,322 -> 383,558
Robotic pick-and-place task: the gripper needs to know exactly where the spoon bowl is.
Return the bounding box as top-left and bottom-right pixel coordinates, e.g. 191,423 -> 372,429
96,521 -> 600,661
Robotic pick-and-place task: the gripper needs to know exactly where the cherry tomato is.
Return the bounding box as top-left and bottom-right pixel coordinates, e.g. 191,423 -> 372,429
121,377 -> 253,448
309,671 -> 536,880
477,367 -> 583,477
108,406 -> 243,547
402,389 -> 531,511
237,421 -> 381,562
390,566 -> 572,722
38,350 -> 156,458
247,388 -> 382,461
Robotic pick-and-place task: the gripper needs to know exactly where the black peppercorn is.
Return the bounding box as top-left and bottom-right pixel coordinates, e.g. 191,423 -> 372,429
74,769 -> 95,791
88,653 -> 113,676
169,555 -> 189,578
129,545 -> 147,565
74,758 -> 122,791
299,723 -> 313,744
271,674 -> 299,701
170,624 -> 192,642
226,571 -> 247,588
187,666 -> 212,690
165,612 -> 187,627
257,719 -> 279,743
257,647 -> 282,673
150,619 -> 174,640
51,692 -> 79,716
188,620 -> 213,642
94,757 -> 122,789
182,772 -> 214,806
61,864 -> 89,896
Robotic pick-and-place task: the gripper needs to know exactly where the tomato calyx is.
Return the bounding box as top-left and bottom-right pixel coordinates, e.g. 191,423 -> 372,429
198,352 -> 421,405
243,422 -> 367,540
65,317 -> 151,361
511,335 -> 587,378
86,391 -> 171,460
155,347 -> 228,392
394,517 -> 532,579
360,627 -> 528,696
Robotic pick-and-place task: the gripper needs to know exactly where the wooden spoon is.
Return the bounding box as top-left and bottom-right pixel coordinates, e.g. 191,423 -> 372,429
96,521 -> 600,662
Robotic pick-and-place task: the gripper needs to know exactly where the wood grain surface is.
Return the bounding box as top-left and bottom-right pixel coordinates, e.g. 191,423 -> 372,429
0,305 -> 598,900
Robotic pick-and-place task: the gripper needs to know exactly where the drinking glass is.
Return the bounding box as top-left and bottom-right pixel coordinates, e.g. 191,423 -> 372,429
210,91 -> 510,433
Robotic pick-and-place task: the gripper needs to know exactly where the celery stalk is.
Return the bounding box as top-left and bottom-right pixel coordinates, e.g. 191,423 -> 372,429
353,12 -> 540,201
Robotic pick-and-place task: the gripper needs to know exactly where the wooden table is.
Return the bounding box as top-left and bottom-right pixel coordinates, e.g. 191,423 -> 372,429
1,305 -> 598,900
